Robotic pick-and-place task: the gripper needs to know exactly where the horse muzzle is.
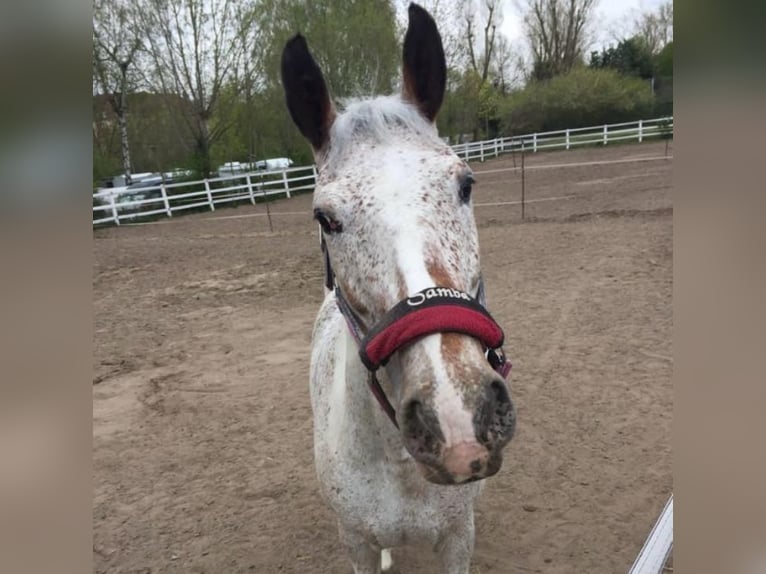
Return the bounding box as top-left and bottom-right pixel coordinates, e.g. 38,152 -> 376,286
401,376 -> 516,485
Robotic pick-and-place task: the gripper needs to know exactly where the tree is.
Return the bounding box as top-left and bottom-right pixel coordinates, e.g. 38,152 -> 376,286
520,0 -> 599,81
257,0 -> 400,98
397,0 -> 468,72
138,0 -> 254,177
243,0 -> 400,164
654,41 -> 673,78
632,0 -> 672,55
500,67 -> 654,135
464,0 -> 503,85
491,34 -> 520,93
590,36 -> 654,80
92,0 -> 144,184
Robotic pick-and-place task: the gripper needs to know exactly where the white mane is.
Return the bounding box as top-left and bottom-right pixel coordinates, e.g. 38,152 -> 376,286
323,95 -> 446,169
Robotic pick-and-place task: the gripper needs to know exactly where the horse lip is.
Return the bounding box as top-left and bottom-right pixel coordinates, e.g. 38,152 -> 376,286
414,457 -> 502,485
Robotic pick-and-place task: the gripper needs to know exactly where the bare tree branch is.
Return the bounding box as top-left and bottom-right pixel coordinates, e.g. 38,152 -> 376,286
136,0 -> 253,176
93,0 -> 146,183
522,0 -> 597,80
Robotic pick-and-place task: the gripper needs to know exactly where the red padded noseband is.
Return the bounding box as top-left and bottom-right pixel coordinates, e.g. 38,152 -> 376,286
359,287 -> 504,371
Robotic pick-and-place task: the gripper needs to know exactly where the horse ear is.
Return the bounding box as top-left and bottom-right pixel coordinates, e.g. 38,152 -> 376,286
402,3 -> 446,123
281,34 -> 335,151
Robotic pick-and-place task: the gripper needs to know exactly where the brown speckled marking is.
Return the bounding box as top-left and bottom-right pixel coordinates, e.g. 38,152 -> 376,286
440,333 -> 465,363
441,334 -> 486,397
425,256 -> 458,290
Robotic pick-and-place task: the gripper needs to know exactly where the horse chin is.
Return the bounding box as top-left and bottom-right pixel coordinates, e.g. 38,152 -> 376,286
414,459 -> 501,486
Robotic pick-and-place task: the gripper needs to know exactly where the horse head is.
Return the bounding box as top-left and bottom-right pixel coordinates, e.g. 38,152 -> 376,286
282,3 -> 515,485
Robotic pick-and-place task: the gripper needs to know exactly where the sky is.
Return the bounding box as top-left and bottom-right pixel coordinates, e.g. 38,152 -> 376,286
499,0 -> 668,53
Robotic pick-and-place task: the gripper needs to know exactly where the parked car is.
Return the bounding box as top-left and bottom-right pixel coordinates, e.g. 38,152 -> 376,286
217,161 -> 247,176
98,175 -> 166,218
254,157 -> 294,171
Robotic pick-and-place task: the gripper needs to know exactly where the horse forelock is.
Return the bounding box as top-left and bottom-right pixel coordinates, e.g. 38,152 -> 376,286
321,96 -> 446,171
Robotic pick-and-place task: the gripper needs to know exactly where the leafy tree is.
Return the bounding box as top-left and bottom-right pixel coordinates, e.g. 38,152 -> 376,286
590,36 -> 654,80
654,41 -> 673,77
652,41 -> 673,116
93,92 -> 197,178
500,67 -> 654,135
255,0 -> 400,98
440,69 -> 481,142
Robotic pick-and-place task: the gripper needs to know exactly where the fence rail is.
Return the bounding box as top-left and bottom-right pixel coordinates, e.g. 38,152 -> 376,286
93,116 -> 672,227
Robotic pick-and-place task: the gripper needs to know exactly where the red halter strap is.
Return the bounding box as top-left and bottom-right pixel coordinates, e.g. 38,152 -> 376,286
359,287 -> 505,371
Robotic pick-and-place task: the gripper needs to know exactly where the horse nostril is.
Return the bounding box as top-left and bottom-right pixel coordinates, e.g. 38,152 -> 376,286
403,400 -> 443,458
475,379 -> 515,445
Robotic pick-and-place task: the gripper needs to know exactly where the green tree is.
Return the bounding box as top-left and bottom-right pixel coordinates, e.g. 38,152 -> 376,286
500,67 -> 654,135
654,41 -> 673,77
590,36 -> 655,80
255,0 -> 400,98
440,69 -> 482,142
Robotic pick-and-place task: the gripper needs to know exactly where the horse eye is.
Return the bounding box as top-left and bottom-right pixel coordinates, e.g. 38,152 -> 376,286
459,175 -> 475,203
314,208 -> 343,234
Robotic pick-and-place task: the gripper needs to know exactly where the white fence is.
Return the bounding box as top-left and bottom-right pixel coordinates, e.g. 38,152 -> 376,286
93,116 -> 672,226
451,116 -> 673,162
628,494 -> 673,574
92,164 -> 317,226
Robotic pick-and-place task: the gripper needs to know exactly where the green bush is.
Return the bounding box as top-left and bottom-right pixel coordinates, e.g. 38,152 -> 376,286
500,67 -> 655,135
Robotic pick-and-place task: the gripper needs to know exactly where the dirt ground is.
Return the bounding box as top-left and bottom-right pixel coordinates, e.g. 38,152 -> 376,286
93,141 -> 673,573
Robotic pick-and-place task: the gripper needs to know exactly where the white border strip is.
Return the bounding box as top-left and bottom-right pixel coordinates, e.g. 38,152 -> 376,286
628,494 -> 673,574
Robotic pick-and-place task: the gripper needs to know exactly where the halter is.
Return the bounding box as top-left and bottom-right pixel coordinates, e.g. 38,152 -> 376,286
322,236 -> 511,428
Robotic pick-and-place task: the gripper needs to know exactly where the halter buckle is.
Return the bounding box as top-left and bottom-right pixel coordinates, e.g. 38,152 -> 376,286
487,347 -> 512,379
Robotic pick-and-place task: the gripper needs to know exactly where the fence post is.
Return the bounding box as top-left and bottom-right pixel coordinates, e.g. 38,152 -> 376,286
246,174 -> 255,205
480,140 -> 484,162
108,193 -> 120,226
312,164 -> 318,190
566,129 -> 570,150
533,133 -> 538,153
521,140 -> 526,221
638,119 -> 643,143
494,138 -> 499,157
282,169 -> 291,198
204,179 -> 215,211
603,124 -> 608,146
261,183 -> 274,233
160,183 -> 172,217
464,144 -> 469,161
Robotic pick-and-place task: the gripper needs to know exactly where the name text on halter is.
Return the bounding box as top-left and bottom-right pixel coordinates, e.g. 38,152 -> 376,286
407,288 -> 472,307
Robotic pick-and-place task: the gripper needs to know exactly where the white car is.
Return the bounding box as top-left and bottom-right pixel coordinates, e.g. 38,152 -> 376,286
255,157 -> 294,171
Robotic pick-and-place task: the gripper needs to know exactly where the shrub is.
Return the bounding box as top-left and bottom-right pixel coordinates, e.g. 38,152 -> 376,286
501,67 -> 655,135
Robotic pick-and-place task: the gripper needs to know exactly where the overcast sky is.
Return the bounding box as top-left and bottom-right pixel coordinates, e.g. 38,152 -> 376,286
500,0 -> 668,53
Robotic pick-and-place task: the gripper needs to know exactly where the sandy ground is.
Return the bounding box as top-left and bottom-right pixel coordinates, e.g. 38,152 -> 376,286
93,141 -> 673,573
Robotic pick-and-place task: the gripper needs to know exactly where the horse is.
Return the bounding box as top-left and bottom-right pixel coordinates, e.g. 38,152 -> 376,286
280,4 -> 516,572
